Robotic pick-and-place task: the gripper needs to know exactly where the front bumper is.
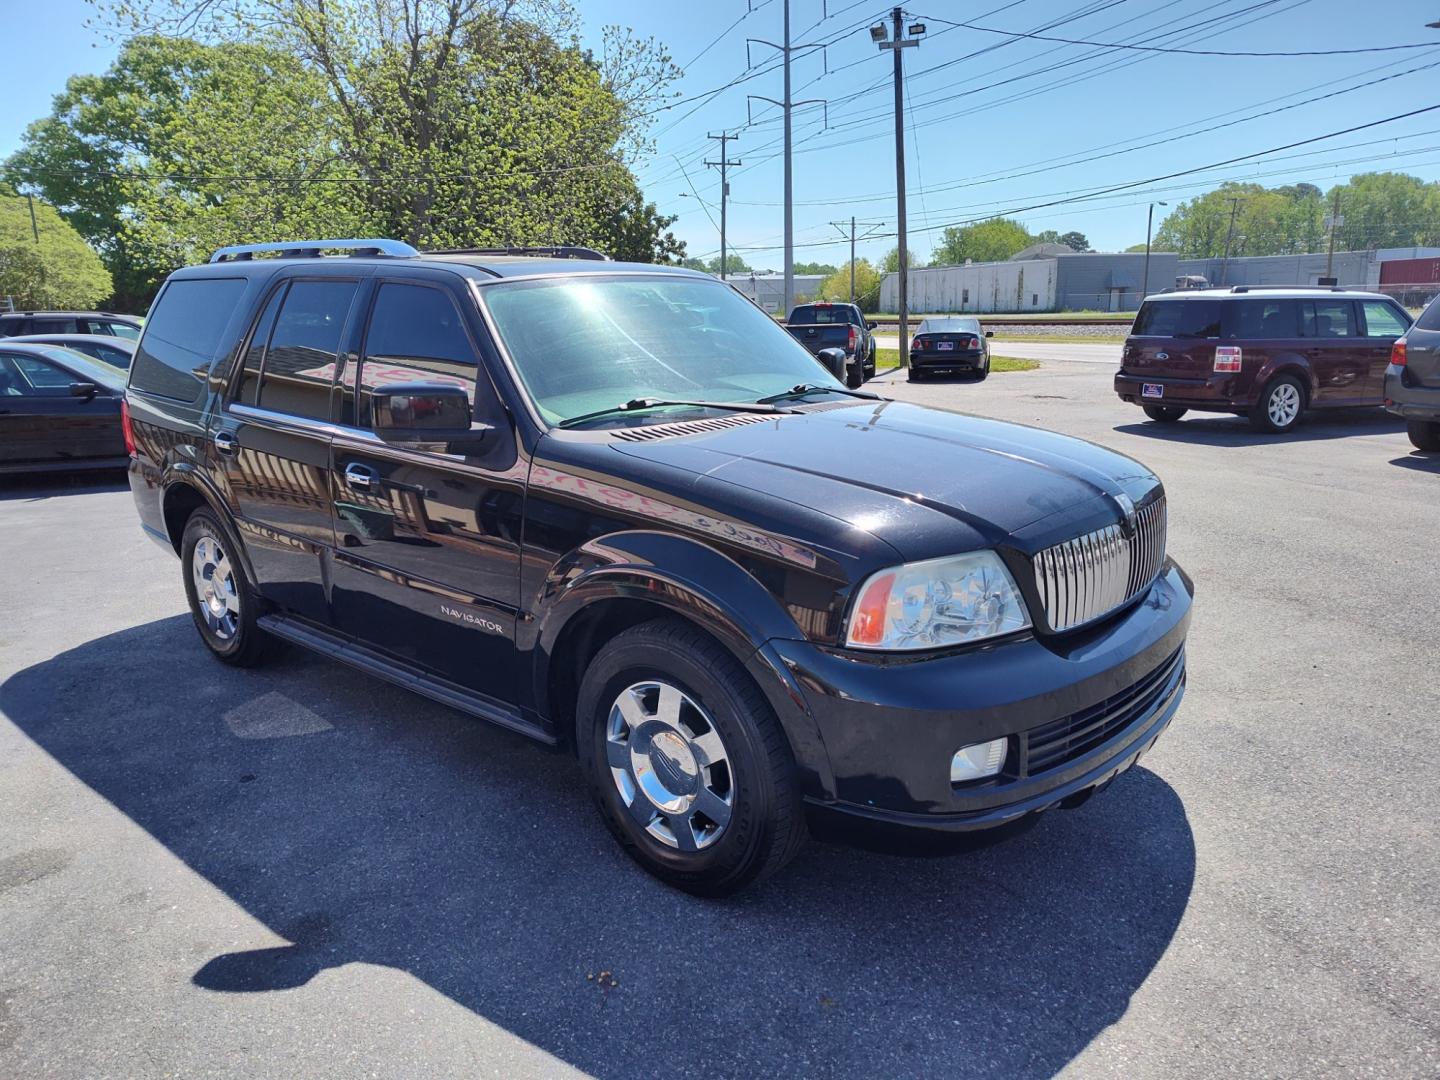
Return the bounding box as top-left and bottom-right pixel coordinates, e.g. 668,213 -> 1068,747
1115,370 -> 1245,411
1384,365 -> 1440,421
769,560 -> 1192,834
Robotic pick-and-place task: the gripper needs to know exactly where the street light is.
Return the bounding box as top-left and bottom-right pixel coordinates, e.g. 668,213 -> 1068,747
869,23 -> 889,42
1143,201 -> 1168,298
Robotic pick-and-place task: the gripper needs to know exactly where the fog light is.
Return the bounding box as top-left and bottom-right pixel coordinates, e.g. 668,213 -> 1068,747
951,738 -> 1008,783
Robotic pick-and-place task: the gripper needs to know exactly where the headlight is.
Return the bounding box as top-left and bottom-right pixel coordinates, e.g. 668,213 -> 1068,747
846,551 -> 1030,650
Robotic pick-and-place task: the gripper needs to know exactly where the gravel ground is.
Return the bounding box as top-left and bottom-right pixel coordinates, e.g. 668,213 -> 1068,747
1,363 -> 1437,1079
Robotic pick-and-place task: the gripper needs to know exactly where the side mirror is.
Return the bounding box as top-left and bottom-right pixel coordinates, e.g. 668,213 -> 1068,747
865,320 -> 877,330
69,381 -> 99,399
984,330 -> 994,338
371,383 -> 491,450
815,347 -> 848,382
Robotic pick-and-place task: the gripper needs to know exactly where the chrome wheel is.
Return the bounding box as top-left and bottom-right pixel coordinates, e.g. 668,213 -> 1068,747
191,534 -> 240,641
1267,382 -> 1301,427
606,680 -> 733,852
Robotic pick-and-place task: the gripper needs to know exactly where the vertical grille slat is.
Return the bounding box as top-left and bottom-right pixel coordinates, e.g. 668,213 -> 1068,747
1031,494 -> 1167,633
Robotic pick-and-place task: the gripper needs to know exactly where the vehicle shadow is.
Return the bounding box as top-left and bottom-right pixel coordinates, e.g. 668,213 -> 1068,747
1,617 -> 1196,1078
1389,451 -> 1440,472
1116,408 -> 1405,446
0,472 -> 129,501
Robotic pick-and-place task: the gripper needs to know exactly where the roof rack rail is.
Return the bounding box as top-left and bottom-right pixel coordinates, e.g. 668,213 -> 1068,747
209,239 -> 419,263
423,245 -> 610,262
1229,284 -> 1350,293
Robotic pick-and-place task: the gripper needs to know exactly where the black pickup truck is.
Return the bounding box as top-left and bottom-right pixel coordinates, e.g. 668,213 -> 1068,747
784,302 -> 877,387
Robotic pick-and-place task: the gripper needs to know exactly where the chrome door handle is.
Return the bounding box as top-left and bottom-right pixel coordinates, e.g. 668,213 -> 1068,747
213,431 -> 237,455
344,463 -> 379,492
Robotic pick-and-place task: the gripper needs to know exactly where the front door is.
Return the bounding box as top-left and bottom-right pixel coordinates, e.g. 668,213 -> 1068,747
1301,299 -> 1368,404
327,274 -> 525,705
213,274 -> 364,623
1356,299 -> 1409,401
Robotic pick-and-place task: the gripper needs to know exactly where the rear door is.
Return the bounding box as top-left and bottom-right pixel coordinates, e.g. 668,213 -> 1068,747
1123,299 -> 1222,376
0,350 -> 122,466
1300,299 -> 1367,404
327,273 -> 525,703
215,273 -> 364,624
1356,299 -> 1410,400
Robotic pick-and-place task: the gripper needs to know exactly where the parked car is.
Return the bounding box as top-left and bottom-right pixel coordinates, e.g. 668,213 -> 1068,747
908,317 -> 994,382
0,311 -> 142,340
125,239 -> 1192,896
7,334 -> 136,370
1384,294 -> 1440,451
0,341 -> 129,474
783,301 -> 876,387
1115,286 -> 1412,433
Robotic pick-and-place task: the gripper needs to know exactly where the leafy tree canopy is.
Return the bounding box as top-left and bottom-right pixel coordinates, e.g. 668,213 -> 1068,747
0,188 -> 112,309
795,261 -> 838,276
931,217 -> 1032,266
880,246 -> 924,273
817,259 -> 881,313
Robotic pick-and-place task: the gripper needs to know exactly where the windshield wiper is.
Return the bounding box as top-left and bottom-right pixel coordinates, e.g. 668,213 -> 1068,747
756,383 -> 882,404
557,397 -> 798,430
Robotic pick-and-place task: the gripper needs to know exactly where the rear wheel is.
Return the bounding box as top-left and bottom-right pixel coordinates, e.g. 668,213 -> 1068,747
576,618 -> 806,896
181,509 -> 273,666
1407,419 -> 1440,451
973,358 -> 990,382
1249,374 -> 1306,434
907,366 -> 924,383
1142,404 -> 1188,423
846,358 -> 864,389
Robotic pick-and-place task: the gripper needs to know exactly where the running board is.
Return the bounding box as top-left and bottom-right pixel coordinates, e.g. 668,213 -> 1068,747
257,614 -> 554,745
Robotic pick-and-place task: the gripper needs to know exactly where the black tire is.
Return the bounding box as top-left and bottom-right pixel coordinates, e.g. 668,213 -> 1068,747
973,358 -> 989,382
1248,374 -> 1307,434
180,508 -> 273,667
576,618 -> 806,896
1407,419 -> 1440,452
907,367 -> 924,383
1142,404 -> 1187,423
846,358 -> 864,389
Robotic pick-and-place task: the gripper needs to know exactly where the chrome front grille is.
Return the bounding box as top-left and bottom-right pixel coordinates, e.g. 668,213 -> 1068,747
1032,495 -> 1167,632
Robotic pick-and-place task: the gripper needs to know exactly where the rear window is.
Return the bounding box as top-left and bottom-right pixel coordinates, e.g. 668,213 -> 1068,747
130,278 -> 247,402
790,305 -> 848,324
1132,300 -> 1222,338
1416,295 -> 1440,332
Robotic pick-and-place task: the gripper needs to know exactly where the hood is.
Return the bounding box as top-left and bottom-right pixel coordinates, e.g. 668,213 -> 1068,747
610,400 -> 1158,558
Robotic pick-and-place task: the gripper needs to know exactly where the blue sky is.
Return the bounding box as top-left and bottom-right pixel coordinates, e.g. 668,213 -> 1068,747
7,1 -> 1440,269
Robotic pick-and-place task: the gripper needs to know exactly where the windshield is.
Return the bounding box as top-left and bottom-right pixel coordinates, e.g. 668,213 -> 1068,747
483,275 -> 846,426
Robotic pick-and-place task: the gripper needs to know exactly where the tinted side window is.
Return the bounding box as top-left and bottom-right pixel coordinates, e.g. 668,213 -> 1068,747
236,284 -> 287,406
356,283 -> 478,424
0,353 -> 75,396
31,318 -> 75,334
1133,300 -> 1222,338
130,278 -> 247,402
256,280 -> 357,421
1224,299 -> 1299,339
1302,300 -> 1355,338
1360,301 -> 1407,337
1415,295 -> 1440,332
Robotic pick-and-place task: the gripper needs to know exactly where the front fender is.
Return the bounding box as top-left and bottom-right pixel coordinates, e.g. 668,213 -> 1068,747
530,530 -> 838,800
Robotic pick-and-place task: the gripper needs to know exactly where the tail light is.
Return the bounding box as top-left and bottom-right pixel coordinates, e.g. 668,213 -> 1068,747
847,325 -> 857,351
911,336 -> 925,352
1392,340 -> 1408,367
120,399 -> 137,456
966,336 -> 979,350
1214,346 -> 1242,373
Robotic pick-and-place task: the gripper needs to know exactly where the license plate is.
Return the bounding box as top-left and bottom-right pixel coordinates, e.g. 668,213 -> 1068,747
936,341 -> 954,351
1142,383 -> 1164,399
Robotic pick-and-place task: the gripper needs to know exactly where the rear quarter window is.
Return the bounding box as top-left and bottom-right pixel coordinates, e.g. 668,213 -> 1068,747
129,278 -> 247,402
1132,300 -> 1222,338
1412,296 -> 1440,332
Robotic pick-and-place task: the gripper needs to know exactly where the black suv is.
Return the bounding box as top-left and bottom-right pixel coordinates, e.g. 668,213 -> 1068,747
125,239 -> 1192,895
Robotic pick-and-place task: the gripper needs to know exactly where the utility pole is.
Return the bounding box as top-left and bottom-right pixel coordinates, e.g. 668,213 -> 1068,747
1219,196 -> 1242,286
1324,190 -> 1343,281
830,218 -> 887,303
877,10 -> 923,364
705,132 -> 741,280
747,3 -> 827,315
26,194 -> 39,244
1143,201 -> 1167,297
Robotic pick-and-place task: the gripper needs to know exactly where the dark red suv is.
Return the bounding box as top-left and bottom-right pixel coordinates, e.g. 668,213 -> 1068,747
1114,287 -> 1412,433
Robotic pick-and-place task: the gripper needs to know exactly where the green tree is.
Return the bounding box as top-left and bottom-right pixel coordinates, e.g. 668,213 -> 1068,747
1327,172 -> 1440,251
930,217 -> 1031,266
1154,182 -> 1326,258
0,189 -> 112,308
794,261 -> 838,275
880,246 -> 923,273
1057,230 -> 1091,252
817,259 -> 881,312
1124,243 -> 1149,253
705,254 -> 751,275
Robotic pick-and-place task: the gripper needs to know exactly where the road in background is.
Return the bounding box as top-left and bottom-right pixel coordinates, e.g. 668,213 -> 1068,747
1,365 -> 1436,1078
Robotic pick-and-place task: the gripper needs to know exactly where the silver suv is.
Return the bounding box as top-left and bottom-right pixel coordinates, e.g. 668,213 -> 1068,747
1386,295 -> 1440,451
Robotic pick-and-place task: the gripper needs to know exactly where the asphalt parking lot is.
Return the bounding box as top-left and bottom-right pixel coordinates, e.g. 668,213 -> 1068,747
2,359 -> 1437,1079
